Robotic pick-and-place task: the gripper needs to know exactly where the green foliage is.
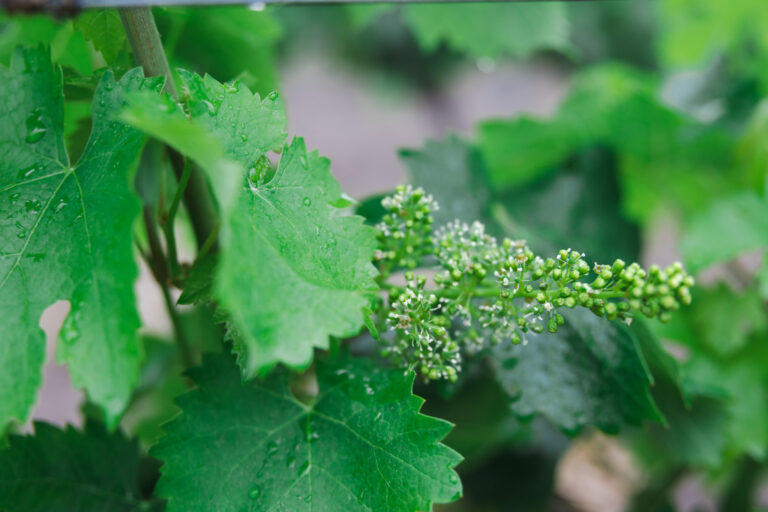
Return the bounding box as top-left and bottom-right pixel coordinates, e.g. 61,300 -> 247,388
350,2 -> 571,59
0,47 -> 162,428
0,420 -> 162,511
73,9 -> 125,64
477,64 -> 751,222
493,309 -> 662,434
156,7 -> 282,96
152,353 -> 462,511
3,1 -> 768,509
659,0 -> 768,91
401,3 -> 572,58
122,71 -> 378,378
681,192 -> 768,272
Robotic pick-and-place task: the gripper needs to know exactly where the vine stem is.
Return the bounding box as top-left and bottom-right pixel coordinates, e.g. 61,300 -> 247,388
119,6 -> 218,250
381,281 -> 628,301
120,7 -> 218,368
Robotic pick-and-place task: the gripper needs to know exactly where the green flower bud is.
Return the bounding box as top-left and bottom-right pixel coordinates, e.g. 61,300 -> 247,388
547,318 -> 558,333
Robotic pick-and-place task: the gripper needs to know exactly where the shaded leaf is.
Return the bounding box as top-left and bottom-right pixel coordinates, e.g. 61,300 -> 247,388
491,310 -> 662,434
0,420 -> 163,511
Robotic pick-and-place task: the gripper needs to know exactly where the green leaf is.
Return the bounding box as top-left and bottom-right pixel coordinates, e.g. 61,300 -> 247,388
220,137 -> 378,376
0,15 -> 93,76
659,0 -> 768,86
491,310 -> 662,434
477,117 -> 579,191
686,353 -> 768,461
123,71 -> 378,378
177,253 -> 217,306
492,146 -> 640,264
402,3 -> 572,58
156,7 -> 282,96
0,420 -> 163,511
681,192 -> 768,272
478,64 -> 746,222
691,285 -> 767,357
0,47 -> 161,427
152,353 -> 462,511
74,9 -> 125,64
633,378 -> 730,469
400,135 -> 490,227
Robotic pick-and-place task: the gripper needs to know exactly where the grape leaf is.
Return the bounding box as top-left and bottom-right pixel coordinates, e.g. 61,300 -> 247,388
156,7 -> 282,96
491,310 -> 662,434
659,0 -> 768,76
74,9 -> 125,64
685,353 -> 768,461
122,71 -> 378,378
477,64 -> 746,222
0,47 -> 161,427
0,420 -> 163,511
152,353 -> 462,511
400,135 -> 490,227
680,192 -> 768,272
0,14 -> 93,77
491,146 -> 640,264
402,3 -> 572,58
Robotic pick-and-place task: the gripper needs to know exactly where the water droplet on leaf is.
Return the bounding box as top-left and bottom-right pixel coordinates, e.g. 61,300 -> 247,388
24,199 -> 41,214
302,197 -> 311,206
249,486 -> 261,499
25,109 -> 47,143
17,166 -> 38,180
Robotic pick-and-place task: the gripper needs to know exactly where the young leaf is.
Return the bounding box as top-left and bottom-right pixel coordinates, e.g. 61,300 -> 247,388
74,9 -> 125,64
122,72 -> 378,377
680,192 -> 768,272
402,3 -> 572,58
152,353 -> 462,511
491,310 -> 663,434
0,420 -> 163,511
0,47 -> 161,427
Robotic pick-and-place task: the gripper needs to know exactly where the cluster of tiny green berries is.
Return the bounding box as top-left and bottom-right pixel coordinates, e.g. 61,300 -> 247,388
375,185 -> 437,274
383,273 -> 460,382
372,187 -> 694,381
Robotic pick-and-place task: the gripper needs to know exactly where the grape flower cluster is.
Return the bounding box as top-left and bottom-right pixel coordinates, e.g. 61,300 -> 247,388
373,186 -> 694,382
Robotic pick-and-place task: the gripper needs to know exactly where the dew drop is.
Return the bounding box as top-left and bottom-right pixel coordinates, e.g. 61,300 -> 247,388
302,197 -> 311,207
298,155 -> 308,169
249,486 -> 261,499
241,134 -> 248,142
24,199 -> 41,214
286,454 -> 296,468
10,192 -> 21,203
267,91 -> 278,100
266,440 -> 279,456
24,109 -> 47,143
17,166 -> 38,180
14,220 -> 27,236
298,461 -> 310,477
202,100 -> 217,116
55,196 -> 68,213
